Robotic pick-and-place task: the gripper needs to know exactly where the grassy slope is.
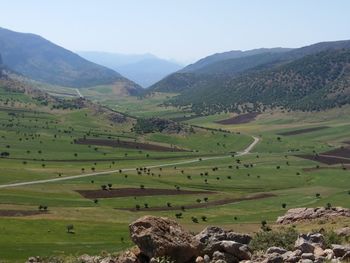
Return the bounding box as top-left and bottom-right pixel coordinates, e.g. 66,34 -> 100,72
0,86 -> 349,261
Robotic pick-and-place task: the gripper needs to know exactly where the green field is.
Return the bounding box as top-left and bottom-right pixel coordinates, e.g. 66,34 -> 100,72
1,88 -> 350,262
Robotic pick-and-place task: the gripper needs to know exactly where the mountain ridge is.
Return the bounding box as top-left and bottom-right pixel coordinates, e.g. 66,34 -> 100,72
0,27 -> 141,90
148,40 -> 350,114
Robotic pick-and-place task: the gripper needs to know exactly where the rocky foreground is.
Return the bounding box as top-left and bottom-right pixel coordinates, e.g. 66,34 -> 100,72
27,207 -> 350,263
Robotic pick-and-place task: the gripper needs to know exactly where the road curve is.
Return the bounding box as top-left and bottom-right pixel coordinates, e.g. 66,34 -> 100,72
0,136 -> 259,189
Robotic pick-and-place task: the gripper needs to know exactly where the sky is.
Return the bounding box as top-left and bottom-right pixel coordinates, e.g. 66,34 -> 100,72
1,0 -> 350,64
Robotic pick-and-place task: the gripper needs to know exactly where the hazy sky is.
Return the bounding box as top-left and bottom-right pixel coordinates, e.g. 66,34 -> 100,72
1,0 -> 350,64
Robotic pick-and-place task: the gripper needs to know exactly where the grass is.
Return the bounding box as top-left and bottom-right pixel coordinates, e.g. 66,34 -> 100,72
0,89 -> 350,261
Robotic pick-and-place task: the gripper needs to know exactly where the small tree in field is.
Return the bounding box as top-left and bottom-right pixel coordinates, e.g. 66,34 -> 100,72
66,224 -> 74,233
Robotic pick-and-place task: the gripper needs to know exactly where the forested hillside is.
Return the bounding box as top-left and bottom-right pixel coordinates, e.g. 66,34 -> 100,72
171,49 -> 350,114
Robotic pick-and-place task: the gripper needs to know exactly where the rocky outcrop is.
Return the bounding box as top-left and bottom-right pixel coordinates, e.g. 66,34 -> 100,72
276,207 -> 350,224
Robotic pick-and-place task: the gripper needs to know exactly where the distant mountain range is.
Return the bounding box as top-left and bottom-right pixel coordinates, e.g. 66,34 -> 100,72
78,51 -> 183,88
149,40 -> 350,114
0,27 -> 141,92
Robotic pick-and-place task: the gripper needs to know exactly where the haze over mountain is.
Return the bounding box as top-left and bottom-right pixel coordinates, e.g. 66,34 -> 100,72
0,27 -> 141,90
78,51 -> 183,88
149,40 -> 350,114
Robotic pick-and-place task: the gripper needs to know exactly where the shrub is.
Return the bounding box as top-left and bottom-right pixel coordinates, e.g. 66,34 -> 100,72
323,230 -> 342,248
250,227 -> 298,252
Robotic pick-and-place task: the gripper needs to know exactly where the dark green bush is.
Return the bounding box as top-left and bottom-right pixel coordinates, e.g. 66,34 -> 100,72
250,227 -> 298,252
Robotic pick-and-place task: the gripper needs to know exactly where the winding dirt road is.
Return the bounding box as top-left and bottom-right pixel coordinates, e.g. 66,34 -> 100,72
0,136 -> 259,189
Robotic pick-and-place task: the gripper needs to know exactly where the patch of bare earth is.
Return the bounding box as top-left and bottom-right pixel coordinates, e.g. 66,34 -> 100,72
215,112 -> 259,125
278,126 -> 329,136
76,188 -> 215,199
303,165 -> 349,172
75,138 -> 187,152
298,147 -> 350,165
0,210 -> 48,217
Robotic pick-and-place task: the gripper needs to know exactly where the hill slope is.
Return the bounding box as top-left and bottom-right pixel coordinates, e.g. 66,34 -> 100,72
149,48 -> 291,93
172,48 -> 350,114
78,51 -> 182,88
0,27 -> 140,89
149,40 -> 350,114
180,48 -> 291,73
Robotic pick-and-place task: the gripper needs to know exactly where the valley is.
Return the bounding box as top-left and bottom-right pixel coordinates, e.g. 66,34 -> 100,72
0,17 -> 349,262
0,78 -> 349,261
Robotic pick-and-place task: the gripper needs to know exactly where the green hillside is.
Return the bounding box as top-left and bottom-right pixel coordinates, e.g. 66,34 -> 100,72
171,49 -> 350,114
148,40 -> 350,115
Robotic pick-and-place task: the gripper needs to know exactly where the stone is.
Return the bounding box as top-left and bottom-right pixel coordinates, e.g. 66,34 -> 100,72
314,256 -> 326,263
219,240 -> 251,260
294,233 -> 326,253
100,257 -> 115,263
341,251 -> 350,261
226,232 -> 252,244
212,251 -> 238,263
129,216 -> 199,263
313,246 -> 325,257
323,248 -> 335,260
335,227 -> 350,237
331,244 -> 350,258
301,253 -> 315,260
117,250 -> 140,263
79,254 -> 101,263
196,256 -> 204,263
266,247 -> 287,255
281,250 -> 302,263
194,226 -> 252,254
203,255 -> 211,263
299,260 -> 313,263
26,257 -> 41,263
295,241 -> 315,254
262,253 -> 283,263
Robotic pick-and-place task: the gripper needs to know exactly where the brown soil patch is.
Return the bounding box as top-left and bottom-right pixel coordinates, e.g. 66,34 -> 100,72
278,126 -> 329,136
298,147 -> 350,165
216,112 -> 259,125
0,210 -> 48,217
118,193 -> 276,211
75,138 -> 187,152
303,165 -> 349,172
76,188 -> 214,199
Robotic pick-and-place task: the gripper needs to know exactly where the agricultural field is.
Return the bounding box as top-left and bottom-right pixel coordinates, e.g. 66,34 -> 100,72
1,87 -> 350,262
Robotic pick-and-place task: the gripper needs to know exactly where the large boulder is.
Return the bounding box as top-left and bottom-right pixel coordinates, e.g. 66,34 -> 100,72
129,216 -> 199,263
